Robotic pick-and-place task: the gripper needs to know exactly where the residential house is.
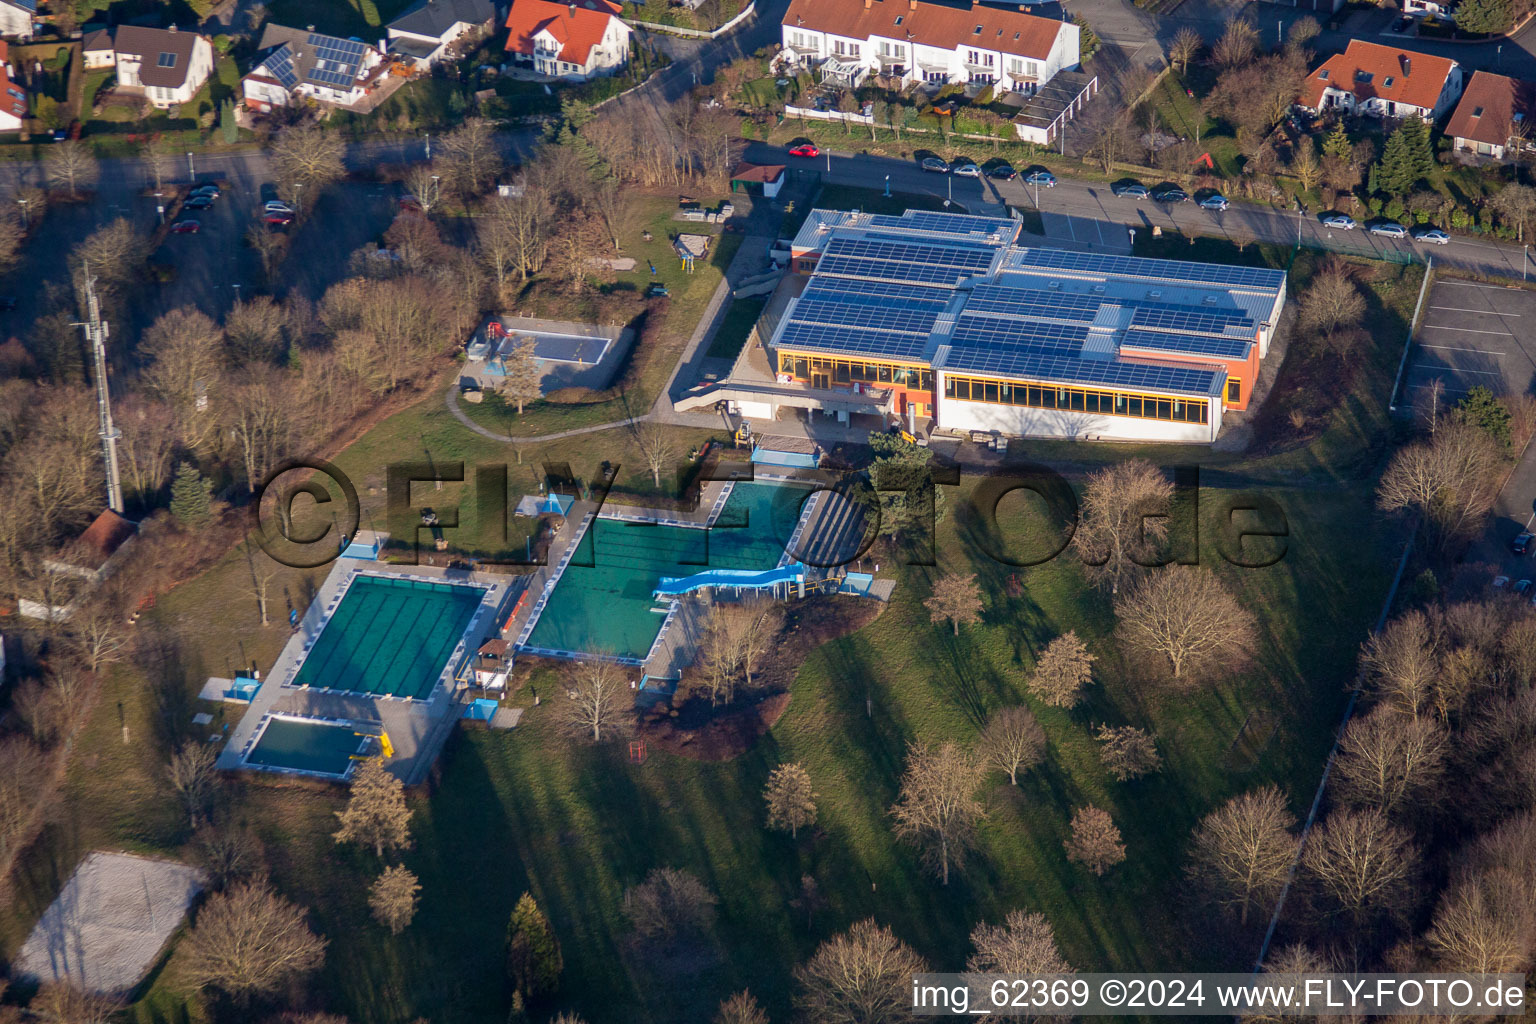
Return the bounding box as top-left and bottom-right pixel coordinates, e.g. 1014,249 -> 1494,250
1299,40 -> 1463,120
82,28 -> 114,69
0,0 -> 33,41
111,26 -> 216,109
779,0 -> 1080,96
243,24 -> 386,111
504,0 -> 632,80
1447,70 -> 1533,160
386,0 -> 499,68
0,42 -> 26,131
1403,0 -> 1456,19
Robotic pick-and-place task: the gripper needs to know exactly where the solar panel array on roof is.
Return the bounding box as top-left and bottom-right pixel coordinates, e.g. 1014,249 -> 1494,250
267,44 -> 299,89
945,348 -> 1226,396
816,254 -> 983,286
790,298 -> 940,336
1129,305 -> 1253,338
867,210 -> 1020,239
1118,328 -> 1251,361
305,32 -> 366,87
776,321 -> 930,361
948,319 -> 1089,363
1015,248 -> 1286,290
800,277 -> 952,310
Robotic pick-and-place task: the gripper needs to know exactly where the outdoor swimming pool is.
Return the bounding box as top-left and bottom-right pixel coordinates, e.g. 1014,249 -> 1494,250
524,482 -> 811,661
292,575 -> 486,700
243,715 -> 368,777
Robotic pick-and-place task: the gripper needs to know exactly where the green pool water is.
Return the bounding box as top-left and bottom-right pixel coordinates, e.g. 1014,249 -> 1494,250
245,717 -> 365,776
526,482 -> 809,660
293,575 -> 485,700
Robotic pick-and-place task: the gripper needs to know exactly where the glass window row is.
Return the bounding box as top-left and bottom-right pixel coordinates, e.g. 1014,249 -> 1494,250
943,375 -> 1210,424
778,352 -> 934,392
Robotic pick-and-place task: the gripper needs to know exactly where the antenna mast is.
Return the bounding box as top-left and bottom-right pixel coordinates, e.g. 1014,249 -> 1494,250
80,268 -> 123,514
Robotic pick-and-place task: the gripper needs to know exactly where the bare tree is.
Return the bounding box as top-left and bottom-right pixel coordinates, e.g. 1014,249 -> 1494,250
140,306 -> 226,452
223,366 -> 305,494
178,877 -> 326,1001
891,741 -> 986,885
0,736 -> 45,869
715,990 -> 770,1024
192,824 -> 264,891
1188,785 -> 1296,925
333,758 -> 412,859
1212,18 -> 1259,68
45,141 -> 100,198
1298,257 -> 1366,341
1073,459 -> 1173,594
980,706 -> 1046,785
368,864 -> 421,935
764,762 -> 817,839
968,908 -> 1072,975
1287,15 -> 1321,53
1376,422 -> 1500,549
629,417 -> 681,489
794,918 -> 929,1023
591,177 -> 637,253
622,867 -> 717,945
925,572 -> 984,636
480,188 -> 551,285
65,598 -> 132,674
1332,705 -> 1447,815
1027,631 -> 1096,707
1114,566 -> 1257,681
247,225 -> 290,285
1423,866 -> 1536,974
557,657 -> 628,743
168,741 -> 221,830
439,117 -> 503,199
497,335 -> 543,415
244,543 -> 280,627
1169,27 -> 1202,73
790,873 -> 827,929
1095,725 -> 1162,781
0,211 -> 23,275
31,983 -> 118,1024
1360,610 -> 1439,718
270,125 -> 345,206
224,295 -> 288,368
1064,805 -> 1125,876
1301,807 -> 1421,927
1290,140 -> 1322,193
403,164 -> 446,216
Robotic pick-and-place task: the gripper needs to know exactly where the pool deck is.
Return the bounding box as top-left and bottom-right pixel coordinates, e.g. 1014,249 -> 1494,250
216,561 -> 520,784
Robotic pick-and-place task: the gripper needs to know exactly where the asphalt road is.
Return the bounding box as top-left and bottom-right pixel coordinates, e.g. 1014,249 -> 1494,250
742,142 -> 1536,280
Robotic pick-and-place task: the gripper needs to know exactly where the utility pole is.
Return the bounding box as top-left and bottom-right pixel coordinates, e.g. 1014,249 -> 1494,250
76,267 -> 123,514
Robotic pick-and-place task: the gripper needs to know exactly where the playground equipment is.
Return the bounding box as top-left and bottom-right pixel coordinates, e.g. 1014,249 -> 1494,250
349,729 -> 395,760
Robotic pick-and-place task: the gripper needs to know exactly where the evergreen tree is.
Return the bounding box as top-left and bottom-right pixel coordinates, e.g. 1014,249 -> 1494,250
170,461 -> 213,527
1374,116 -> 1433,197
856,431 -> 949,541
1323,121 -> 1352,161
506,892 -> 562,1001
1452,0 -> 1513,34
1455,385 -> 1513,449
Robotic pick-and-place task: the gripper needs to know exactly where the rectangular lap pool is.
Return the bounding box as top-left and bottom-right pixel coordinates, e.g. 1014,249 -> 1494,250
243,715 -> 368,777
524,482 -> 810,661
294,575 -> 486,700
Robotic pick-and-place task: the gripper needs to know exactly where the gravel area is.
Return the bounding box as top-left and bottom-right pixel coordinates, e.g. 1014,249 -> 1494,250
14,852 -> 204,995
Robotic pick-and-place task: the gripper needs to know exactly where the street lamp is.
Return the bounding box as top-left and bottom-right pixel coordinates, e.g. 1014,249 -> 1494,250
153,191 -> 163,225
883,173 -> 890,197
187,151 -> 194,181
16,196 -> 28,229
424,132 -> 431,160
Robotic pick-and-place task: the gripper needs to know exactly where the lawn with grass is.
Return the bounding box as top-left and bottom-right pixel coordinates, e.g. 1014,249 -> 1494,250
705,296 -> 766,360
459,192 -> 742,438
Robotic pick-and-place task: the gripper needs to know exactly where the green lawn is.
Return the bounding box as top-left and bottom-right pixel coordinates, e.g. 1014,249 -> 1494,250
706,297 -> 766,360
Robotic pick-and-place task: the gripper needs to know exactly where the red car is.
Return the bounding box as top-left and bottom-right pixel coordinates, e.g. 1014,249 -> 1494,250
262,212 -> 293,227
788,143 -> 820,158
169,220 -> 200,234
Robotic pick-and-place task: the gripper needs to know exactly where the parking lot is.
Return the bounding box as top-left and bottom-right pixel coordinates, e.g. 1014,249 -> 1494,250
1401,278 -> 1536,418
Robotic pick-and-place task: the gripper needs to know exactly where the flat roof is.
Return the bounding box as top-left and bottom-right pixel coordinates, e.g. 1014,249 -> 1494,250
771,208 -> 1283,397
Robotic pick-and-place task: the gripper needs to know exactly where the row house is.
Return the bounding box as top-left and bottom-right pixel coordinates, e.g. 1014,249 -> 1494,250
781,0 -> 1078,96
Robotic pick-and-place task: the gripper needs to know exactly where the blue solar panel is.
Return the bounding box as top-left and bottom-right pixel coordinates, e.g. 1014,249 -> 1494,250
815,254 -> 983,286
267,44 -> 298,89
1119,329 -> 1251,360
825,234 -> 998,271
1130,305 -> 1254,337
801,277 -> 953,310
790,299 -> 939,335
949,319 -> 1089,358
1015,248 -> 1286,290
868,210 -> 1020,239
776,321 -> 930,361
942,349 -> 1225,396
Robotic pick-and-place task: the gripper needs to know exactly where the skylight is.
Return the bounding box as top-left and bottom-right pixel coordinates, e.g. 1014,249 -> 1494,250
894,14 -> 903,23
1473,106 -> 1484,117
1355,70 -> 1373,83
1319,69 -> 1329,80
974,24 -> 983,33
1383,76 -> 1394,87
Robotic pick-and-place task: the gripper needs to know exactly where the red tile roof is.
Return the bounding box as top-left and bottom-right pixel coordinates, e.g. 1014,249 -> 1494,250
1446,70 -> 1532,148
505,0 -> 622,66
1301,40 -> 1456,113
63,509 -> 137,571
783,0 -> 1065,61
732,161 -> 785,183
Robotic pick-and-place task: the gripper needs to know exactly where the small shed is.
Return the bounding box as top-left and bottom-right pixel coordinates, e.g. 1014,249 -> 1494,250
731,161 -> 785,199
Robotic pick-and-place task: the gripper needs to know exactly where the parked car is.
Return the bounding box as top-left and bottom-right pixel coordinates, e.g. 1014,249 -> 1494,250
1321,213 -> 1357,230
1513,531 -> 1533,555
185,195 -> 214,210
1412,226 -> 1451,245
1152,186 -> 1188,203
1494,575 -> 1511,589
264,200 -> 295,214
952,162 -> 981,177
1023,170 -> 1057,187
1516,579 -> 1532,595
169,220 -> 200,234
262,212 -> 293,227
788,143 -> 820,158
1370,221 -> 1407,238
1112,182 -> 1149,199
190,184 -> 220,199
1198,193 -> 1229,211
920,156 -> 949,173
1393,15 -> 1413,31
988,163 -> 1017,180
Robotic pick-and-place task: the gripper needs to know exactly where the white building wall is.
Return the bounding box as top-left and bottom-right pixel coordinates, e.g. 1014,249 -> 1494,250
937,393 -> 1219,443
243,76 -> 290,108
0,4 -> 30,39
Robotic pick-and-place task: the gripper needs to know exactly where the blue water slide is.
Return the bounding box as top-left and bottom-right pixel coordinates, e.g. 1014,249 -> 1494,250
654,565 -> 804,596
